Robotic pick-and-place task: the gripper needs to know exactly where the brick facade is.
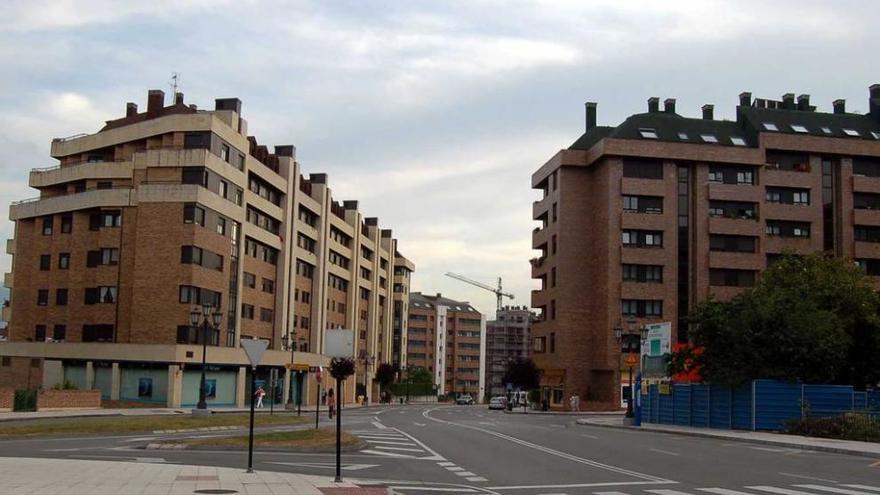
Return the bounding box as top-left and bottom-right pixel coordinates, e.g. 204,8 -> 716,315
37,389 -> 101,410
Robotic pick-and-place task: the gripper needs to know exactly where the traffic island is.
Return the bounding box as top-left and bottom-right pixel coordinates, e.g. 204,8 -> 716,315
149,427 -> 364,453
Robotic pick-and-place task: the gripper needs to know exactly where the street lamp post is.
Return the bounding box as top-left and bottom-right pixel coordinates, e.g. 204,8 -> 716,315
286,330 -> 305,415
614,318 -> 641,419
190,304 -> 223,413
358,350 -> 375,405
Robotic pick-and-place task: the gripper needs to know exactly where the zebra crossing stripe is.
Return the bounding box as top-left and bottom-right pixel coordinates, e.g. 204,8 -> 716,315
593,492 -> 631,495
646,490 -> 697,495
748,486 -> 822,495
794,486 -> 879,495
842,487 -> 880,493
373,445 -> 425,452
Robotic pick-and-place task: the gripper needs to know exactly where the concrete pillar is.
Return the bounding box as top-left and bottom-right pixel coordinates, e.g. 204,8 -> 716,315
235,366 -> 246,408
167,365 -> 182,408
85,361 -> 95,390
282,367 -> 291,404
110,362 -> 120,401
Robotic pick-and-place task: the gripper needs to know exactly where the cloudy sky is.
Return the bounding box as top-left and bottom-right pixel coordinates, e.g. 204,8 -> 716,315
0,0 -> 878,316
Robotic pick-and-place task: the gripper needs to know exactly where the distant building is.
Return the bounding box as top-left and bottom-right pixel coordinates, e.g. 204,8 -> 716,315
406,292 -> 486,401
485,306 -> 534,398
531,84 -> 880,410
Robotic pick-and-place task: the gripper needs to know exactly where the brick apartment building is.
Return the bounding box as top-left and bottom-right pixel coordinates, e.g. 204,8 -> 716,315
485,306 -> 533,398
530,84 -> 880,410
406,292 -> 486,401
0,89 -> 414,407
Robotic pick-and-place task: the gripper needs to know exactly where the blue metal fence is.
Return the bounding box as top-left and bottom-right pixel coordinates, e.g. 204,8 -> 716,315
643,380 -> 879,432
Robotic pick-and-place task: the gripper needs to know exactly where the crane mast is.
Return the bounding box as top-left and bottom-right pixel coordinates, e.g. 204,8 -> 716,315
445,272 -> 514,311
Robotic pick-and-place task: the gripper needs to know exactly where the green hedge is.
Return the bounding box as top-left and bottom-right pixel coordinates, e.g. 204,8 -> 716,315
14,390 -> 37,412
387,382 -> 436,396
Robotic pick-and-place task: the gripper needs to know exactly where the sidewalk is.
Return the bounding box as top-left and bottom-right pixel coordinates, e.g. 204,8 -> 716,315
0,457 -> 389,494
0,402 -> 398,422
577,415 -> 880,459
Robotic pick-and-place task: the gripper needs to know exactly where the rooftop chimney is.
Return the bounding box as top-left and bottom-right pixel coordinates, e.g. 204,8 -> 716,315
146,90 -> 165,116
797,94 -> 811,111
214,97 -> 242,113
585,102 -> 597,131
664,98 -> 676,114
870,84 -> 880,119
174,92 -> 184,105
782,93 -> 795,110
343,200 -> 359,210
739,92 -> 751,107
833,99 -> 846,114
274,145 -> 295,158
125,102 -> 137,117
188,104 -> 198,110
702,104 -> 714,120
647,97 -> 660,113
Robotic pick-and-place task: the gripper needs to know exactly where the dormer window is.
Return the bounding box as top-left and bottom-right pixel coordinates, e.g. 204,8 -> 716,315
730,137 -> 746,146
700,134 -> 718,143
790,125 -> 808,133
639,128 -> 658,139
763,123 -> 779,131
677,132 -> 688,140
843,129 -> 860,137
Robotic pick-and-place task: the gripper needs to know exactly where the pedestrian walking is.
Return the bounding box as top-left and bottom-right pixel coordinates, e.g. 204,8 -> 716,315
327,388 -> 335,419
569,394 -> 580,412
255,386 -> 266,408
321,389 -> 327,405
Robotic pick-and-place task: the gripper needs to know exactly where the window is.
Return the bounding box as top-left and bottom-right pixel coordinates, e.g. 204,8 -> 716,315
854,192 -> 880,210
82,324 -> 114,343
0,357 -> 7,367
639,128 -> 658,139
677,132 -> 688,140
298,206 -> 318,227
730,137 -> 747,146
550,300 -> 556,320
182,167 -> 208,187
184,132 -> 210,149
708,200 -> 757,220
90,211 -> 121,229
623,159 -> 663,179
53,325 -> 66,341
242,303 -> 255,320
621,299 -> 662,317
855,225 -> 880,243
549,332 -> 556,353
61,214 -> 72,234
58,253 -> 70,270
709,234 -> 756,253
97,181 -> 112,190
243,272 -> 256,288
178,285 -> 221,307
708,166 -> 755,185
260,308 -> 273,322
87,248 -> 119,267
790,124 -> 808,133
297,233 -> 316,253
262,278 -> 274,294
35,325 -> 46,341
843,129 -> 860,137
793,191 -> 809,205
84,286 -> 117,304
622,229 -> 663,248
183,204 -> 205,226
42,216 -> 53,235
220,143 -> 230,162
235,153 -> 245,170
623,195 -> 662,214
219,180 -> 228,199
622,264 -> 663,283
551,267 -> 557,287
700,134 -> 718,143
709,269 -> 756,287
39,254 -> 50,271
181,246 -> 223,271
766,220 -> 810,238
37,289 -> 48,306
176,325 -> 198,344
551,235 -> 557,255
856,258 -> 880,276
216,217 -> 226,236
56,288 -> 68,306
763,122 -> 779,131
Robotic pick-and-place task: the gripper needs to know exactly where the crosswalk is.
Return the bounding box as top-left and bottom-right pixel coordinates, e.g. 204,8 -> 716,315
535,484 -> 880,495
350,428 -> 437,459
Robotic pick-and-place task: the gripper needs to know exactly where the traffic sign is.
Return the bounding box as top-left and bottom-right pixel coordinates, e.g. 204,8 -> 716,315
315,365 -> 323,383
242,339 -> 269,369
286,363 -> 310,371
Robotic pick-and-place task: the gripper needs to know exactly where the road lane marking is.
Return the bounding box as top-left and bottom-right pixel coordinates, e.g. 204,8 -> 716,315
699,489 -> 760,495
649,448 -> 680,456
414,422 -> 427,426
487,482 -> 675,491
363,439 -> 417,446
447,467 -> 464,472
437,461 -> 455,466
843,486 -> 880,493
466,477 -> 488,482
423,408 -> 670,483
361,449 -> 412,458
581,433 -> 600,439
779,474 -> 839,483
391,426 -> 446,461
748,486 -> 824,495
594,492 -> 631,495
647,490 -> 696,495
374,446 -> 425,452
794,485 -> 879,495
455,471 -> 476,477
372,421 -> 387,429
391,487 -> 477,493
749,447 -> 787,453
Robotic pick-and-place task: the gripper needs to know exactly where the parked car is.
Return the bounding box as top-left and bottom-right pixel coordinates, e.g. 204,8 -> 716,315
488,396 -> 506,410
456,394 -> 475,405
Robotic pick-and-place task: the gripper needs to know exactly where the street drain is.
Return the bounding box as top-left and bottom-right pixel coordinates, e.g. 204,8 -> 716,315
193,490 -> 238,494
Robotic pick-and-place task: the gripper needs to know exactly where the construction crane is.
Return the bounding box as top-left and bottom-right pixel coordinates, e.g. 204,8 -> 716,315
445,272 -> 514,311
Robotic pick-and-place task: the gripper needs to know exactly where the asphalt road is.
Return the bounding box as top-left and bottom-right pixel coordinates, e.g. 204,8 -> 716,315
1,405 -> 878,495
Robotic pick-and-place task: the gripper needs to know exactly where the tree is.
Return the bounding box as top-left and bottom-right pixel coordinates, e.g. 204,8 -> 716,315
670,253 -> 880,387
374,363 -> 395,399
406,366 -> 433,385
502,358 -> 541,391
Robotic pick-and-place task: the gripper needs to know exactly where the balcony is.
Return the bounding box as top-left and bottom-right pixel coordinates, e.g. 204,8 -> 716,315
854,208 -> 880,226
1,304 -> 10,322
707,216 -> 762,236
29,160 -> 132,188
852,175 -> 880,194
708,251 -> 763,271
762,202 -> 818,223
707,182 -> 761,203
532,195 -> 552,220
3,272 -> 12,289
764,235 -> 815,254
762,166 -> 818,189
6,239 -> 13,255
531,289 -> 548,308
532,226 -> 549,250
854,241 -> 880,260
9,187 -> 133,221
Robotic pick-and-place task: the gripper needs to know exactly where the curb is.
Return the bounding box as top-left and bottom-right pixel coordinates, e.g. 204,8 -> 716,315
576,419 -> 880,459
502,409 -> 624,416
145,440 -> 369,452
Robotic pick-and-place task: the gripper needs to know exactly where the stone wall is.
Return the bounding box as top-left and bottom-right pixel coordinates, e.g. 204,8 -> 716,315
37,389 -> 101,410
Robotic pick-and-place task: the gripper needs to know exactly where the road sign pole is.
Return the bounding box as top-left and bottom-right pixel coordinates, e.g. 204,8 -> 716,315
247,365 -> 256,473
315,383 -> 321,429
269,368 -> 276,416
335,376 -> 342,483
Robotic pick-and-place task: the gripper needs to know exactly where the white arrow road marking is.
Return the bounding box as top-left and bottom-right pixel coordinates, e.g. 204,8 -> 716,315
268,461 -> 379,471
372,421 -> 387,429
414,422 -> 427,426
